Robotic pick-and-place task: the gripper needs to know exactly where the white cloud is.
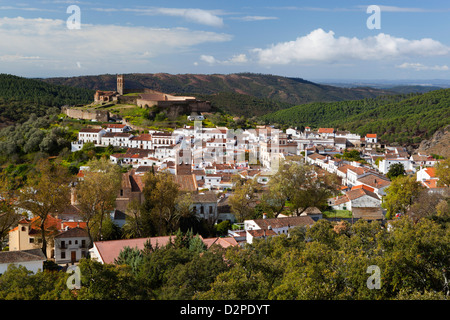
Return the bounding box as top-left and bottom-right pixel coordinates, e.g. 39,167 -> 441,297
200,55 -> 217,64
0,16 -> 232,74
154,8 -> 224,27
92,7 -> 225,27
396,62 -> 449,71
361,5 -> 447,13
231,16 -> 278,21
199,53 -> 248,65
0,54 -> 41,61
251,28 -> 450,65
227,54 -> 248,64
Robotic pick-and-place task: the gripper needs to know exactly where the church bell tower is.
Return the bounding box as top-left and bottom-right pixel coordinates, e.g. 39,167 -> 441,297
117,74 -> 124,95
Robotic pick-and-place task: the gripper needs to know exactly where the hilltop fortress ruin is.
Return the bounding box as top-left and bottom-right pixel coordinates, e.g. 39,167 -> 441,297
63,74 -> 212,122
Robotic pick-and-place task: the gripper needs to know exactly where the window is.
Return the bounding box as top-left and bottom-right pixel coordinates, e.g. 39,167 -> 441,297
61,251 -> 66,259
29,238 -> 34,243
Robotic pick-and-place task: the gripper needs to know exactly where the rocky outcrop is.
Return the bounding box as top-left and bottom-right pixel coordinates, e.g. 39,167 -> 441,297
417,125 -> 450,158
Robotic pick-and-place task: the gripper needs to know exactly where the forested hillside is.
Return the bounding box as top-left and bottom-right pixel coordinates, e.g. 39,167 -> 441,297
187,91 -> 294,117
41,72 -> 394,107
261,89 -> 450,146
0,74 -> 94,123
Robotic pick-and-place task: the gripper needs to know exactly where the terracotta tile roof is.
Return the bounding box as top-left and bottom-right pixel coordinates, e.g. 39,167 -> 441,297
0,249 -> 46,264
366,134 -> 377,138
352,207 -> 384,220
318,128 -> 334,134
94,235 -> 237,264
106,124 -> 126,128
348,166 -> 370,175
333,195 -> 350,205
357,174 -> 391,189
133,134 -> 152,141
351,184 -> 375,193
173,174 -> 198,192
55,227 -> 89,238
62,221 -> 87,229
191,192 -> 217,203
202,237 -> 238,248
308,153 -> 326,160
247,229 -> 278,238
94,236 -> 174,264
421,179 -> 441,189
424,167 -> 436,178
79,128 -> 103,133
252,215 -> 315,230
346,186 -> 380,201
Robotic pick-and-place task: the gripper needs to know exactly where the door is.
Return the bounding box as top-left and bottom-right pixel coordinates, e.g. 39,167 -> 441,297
71,251 -> 77,263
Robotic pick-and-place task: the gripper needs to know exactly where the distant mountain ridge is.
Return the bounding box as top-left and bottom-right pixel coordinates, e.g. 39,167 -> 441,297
40,72 -> 395,109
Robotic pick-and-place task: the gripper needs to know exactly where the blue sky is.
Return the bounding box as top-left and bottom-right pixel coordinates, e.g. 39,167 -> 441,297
0,0 -> 449,80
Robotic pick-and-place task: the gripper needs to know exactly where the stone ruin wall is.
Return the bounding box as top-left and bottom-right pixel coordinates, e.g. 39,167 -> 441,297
62,107 -> 110,122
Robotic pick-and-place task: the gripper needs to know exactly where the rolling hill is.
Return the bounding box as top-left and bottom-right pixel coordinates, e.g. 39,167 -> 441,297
0,74 -> 94,124
40,72 -> 395,116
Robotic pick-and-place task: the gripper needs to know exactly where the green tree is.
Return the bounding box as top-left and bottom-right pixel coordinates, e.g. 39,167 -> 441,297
386,163 -> 405,180
75,157 -> 122,243
228,176 -> 259,222
269,161 -> 339,216
435,157 -> 450,186
161,246 -> 228,300
382,175 -> 424,220
18,159 -> 72,257
77,258 -> 141,300
0,173 -> 21,250
141,170 -> 180,236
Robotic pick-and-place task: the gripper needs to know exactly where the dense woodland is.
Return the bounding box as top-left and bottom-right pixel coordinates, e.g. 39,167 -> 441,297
0,74 -> 94,123
0,215 -> 449,300
260,89 -> 450,146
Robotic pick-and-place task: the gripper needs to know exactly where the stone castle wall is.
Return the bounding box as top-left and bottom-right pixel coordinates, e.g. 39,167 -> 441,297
62,107 -> 110,122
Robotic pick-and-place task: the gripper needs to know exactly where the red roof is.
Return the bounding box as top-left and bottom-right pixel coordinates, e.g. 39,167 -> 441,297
351,184 -> 375,193
318,128 -> 334,134
424,167 -> 436,178
366,134 -> 377,138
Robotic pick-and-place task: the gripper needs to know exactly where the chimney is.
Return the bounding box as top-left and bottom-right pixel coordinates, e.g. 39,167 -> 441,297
263,213 -> 267,219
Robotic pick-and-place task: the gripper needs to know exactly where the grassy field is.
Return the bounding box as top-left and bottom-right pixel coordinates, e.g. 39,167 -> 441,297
322,210 -> 353,218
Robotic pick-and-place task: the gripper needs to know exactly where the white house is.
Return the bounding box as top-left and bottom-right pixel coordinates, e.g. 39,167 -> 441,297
330,185 -> 381,211
416,167 -> 438,182
77,128 -> 106,144
129,134 -> 153,150
355,173 -> 391,197
244,215 -> 315,244
378,156 -> 414,174
410,154 -> 439,168
191,192 -> 218,223
101,132 -> 134,148
105,123 -> 132,133
365,134 -> 378,144
54,227 -> 90,265
0,249 -> 46,274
